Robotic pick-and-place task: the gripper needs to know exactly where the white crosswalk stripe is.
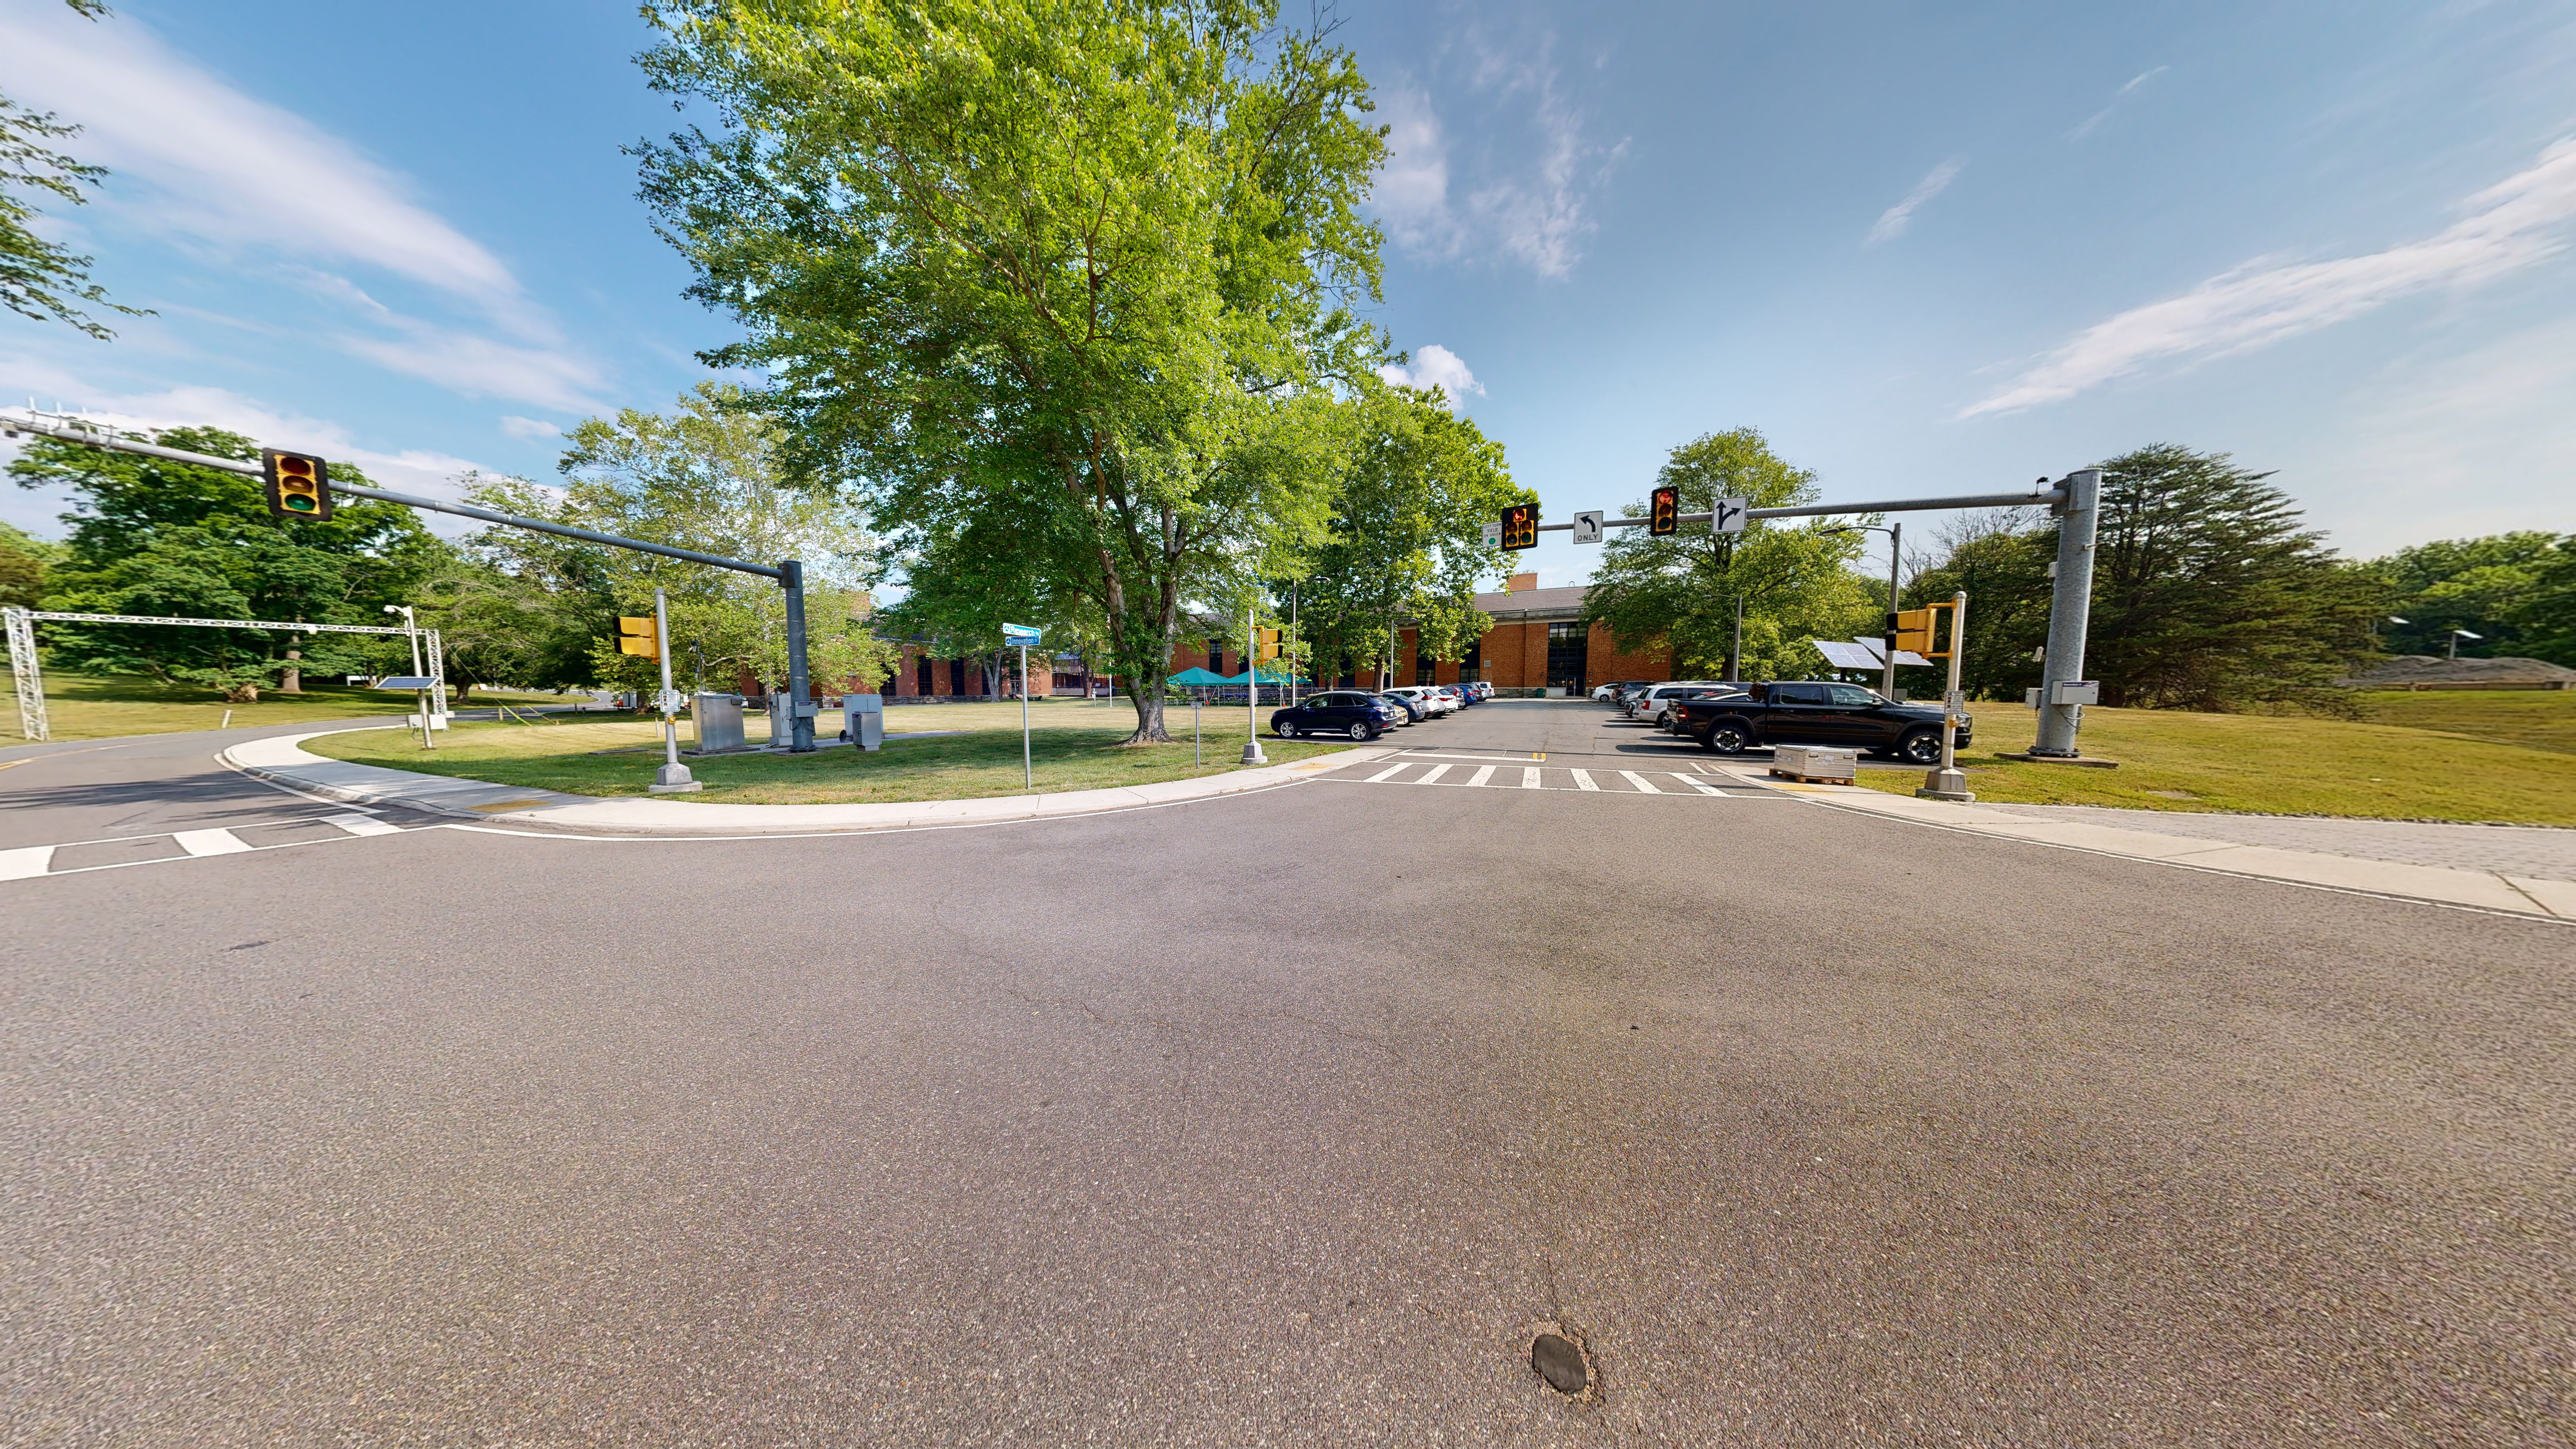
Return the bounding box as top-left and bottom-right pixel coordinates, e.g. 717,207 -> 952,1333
1366,763 -> 1410,783
1619,770 -> 1660,794
1520,767 -> 1542,789
1320,758 -> 1767,802
1571,769 -> 1600,791
2,813 -> 419,884
1417,763 -> 1452,785
1465,765 -> 1495,787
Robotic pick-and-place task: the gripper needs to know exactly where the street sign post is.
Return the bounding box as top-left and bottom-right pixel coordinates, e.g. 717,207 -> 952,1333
1004,623 -> 1042,787
1918,590 -> 1974,801
648,588 -> 700,793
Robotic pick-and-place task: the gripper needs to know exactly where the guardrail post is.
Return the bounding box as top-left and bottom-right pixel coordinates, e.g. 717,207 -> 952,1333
2032,467 -> 2101,757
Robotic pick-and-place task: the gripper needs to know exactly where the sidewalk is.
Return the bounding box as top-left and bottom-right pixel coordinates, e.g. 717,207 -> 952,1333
1711,764 -> 2574,922
221,729 -> 1391,836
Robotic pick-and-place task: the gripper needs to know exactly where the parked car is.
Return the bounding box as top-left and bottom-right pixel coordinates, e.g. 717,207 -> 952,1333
1621,681 -> 1733,721
1272,691 -> 1403,741
1673,681 -> 1971,763
1652,686 -> 1747,732
1383,686 -> 1455,717
1376,691 -> 1426,723
1598,680 -> 1652,704
1463,681 -> 1494,702
1431,685 -> 1469,709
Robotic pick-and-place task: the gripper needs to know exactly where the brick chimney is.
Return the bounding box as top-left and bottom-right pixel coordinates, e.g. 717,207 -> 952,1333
1504,572 -> 1538,593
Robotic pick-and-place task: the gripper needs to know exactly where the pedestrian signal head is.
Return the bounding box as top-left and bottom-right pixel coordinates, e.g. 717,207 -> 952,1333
1257,626 -> 1282,660
616,615 -> 659,657
1500,503 -> 1538,551
1650,486 -> 1679,536
262,449 -> 332,521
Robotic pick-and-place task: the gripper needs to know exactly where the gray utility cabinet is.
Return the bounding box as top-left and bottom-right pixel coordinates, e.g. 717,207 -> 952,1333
691,693 -> 747,754
844,693 -> 884,751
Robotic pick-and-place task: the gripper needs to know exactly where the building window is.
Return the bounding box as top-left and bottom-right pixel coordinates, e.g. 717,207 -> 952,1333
949,658 -> 966,696
1207,639 -> 1225,677
916,657 -> 931,696
1458,640 -> 1481,683
1416,655 -> 1437,685
1546,621 -> 1588,696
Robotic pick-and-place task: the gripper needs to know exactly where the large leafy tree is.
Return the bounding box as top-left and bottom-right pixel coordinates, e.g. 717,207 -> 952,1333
2,1 -> 146,337
633,0 -> 1386,741
1293,383 -> 1524,685
1907,444 -> 2385,709
2363,532 -> 2565,661
1581,429 -> 1875,680
8,427 -> 448,698
0,520 -> 57,608
2509,541 -> 2576,668
434,385 -> 897,698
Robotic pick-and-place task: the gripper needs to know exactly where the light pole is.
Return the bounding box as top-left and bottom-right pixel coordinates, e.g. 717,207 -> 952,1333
1823,522 -> 1902,697
2446,627 -> 2483,660
382,603 -> 430,749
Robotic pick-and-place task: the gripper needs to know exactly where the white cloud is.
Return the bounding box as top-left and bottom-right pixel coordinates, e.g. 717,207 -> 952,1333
1964,136 -> 2576,416
0,3 -> 605,412
2069,66 -> 2168,141
1868,158 -> 1966,245
498,415 -> 562,441
0,366 -> 508,539
1370,40 -> 1624,279
1377,344 -> 1483,407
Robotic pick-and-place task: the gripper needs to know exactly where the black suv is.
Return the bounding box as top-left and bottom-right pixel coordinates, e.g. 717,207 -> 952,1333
1674,681 -> 1970,763
1272,691 -> 1404,741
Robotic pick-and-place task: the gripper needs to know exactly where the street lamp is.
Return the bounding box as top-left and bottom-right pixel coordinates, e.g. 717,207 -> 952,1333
382,603 -> 430,748
1821,522 -> 1902,698
2446,627 -> 2483,661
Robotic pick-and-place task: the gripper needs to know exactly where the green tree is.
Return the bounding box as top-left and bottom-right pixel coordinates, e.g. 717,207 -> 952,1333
445,385 -> 898,700
8,426 -> 449,698
633,0 -> 1385,741
1293,383 -> 1524,685
2363,532 -> 2563,660
2,1 -> 147,337
0,520 -> 58,608
2505,538 -> 2576,668
1899,510 -> 2054,700
1581,429 -> 1874,681
1905,445 -> 2385,711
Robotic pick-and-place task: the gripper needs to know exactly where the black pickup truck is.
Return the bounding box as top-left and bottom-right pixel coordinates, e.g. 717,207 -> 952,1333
1672,681 -> 1969,764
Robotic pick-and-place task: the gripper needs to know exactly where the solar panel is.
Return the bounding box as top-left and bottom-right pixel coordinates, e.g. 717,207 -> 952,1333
1811,639 -> 1935,670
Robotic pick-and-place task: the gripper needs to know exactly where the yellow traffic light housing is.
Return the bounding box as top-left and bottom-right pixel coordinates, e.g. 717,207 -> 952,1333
1892,608 -> 1937,655
1650,485 -> 1679,536
1257,626 -> 1281,661
616,615 -> 659,657
262,449 -> 332,521
1500,503 -> 1538,551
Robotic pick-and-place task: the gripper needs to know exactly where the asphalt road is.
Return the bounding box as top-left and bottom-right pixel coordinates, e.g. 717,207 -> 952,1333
3,702 -> 2569,1446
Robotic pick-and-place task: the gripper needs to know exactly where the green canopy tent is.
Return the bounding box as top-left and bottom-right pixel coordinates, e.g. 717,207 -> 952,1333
1165,667 -> 1231,687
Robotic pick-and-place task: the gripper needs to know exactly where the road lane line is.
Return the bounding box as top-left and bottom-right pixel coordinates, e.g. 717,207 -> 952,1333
1571,769 -> 1599,791
1365,763 -> 1410,782
325,813 -> 402,837
1466,765 -> 1495,787
1521,768 -> 1542,789
0,846 -> 55,880
1670,773 -> 1724,795
172,828 -> 254,857
1619,770 -> 1661,794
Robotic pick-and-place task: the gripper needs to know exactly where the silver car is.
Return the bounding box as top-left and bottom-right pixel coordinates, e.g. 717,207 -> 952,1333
1622,682 -> 1730,722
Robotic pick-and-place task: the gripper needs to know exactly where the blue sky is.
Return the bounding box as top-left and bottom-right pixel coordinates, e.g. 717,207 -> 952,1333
3,0 -> 2572,590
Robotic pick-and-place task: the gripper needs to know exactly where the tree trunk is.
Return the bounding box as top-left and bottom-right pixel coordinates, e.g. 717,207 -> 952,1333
280,639 -> 302,694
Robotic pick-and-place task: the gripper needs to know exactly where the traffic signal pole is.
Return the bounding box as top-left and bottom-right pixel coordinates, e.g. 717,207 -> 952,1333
3,413 -> 822,752
2031,468 -> 2101,758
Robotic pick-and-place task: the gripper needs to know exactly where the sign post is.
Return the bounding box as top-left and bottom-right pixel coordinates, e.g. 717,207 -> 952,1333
1917,590 -> 1974,802
1003,623 -> 1042,788
1239,600 -> 1267,766
648,588 -> 700,793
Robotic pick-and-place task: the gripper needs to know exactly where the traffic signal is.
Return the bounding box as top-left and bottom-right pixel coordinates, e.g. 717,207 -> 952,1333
1500,502 -> 1538,551
616,615 -> 659,657
1650,486 -> 1679,536
262,449 -> 332,521
1257,627 -> 1282,661
1891,608 -> 1936,655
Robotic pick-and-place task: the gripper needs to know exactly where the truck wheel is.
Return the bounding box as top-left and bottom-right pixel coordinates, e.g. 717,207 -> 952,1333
1701,723 -> 1748,755
1899,727 -> 1942,764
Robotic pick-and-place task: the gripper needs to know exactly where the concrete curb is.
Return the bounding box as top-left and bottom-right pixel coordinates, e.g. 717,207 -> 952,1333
1710,764 -> 2574,922
219,727 -> 1396,836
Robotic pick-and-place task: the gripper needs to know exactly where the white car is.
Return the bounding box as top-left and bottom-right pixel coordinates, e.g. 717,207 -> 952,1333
1382,686 -> 1455,717
1621,682 -> 1731,721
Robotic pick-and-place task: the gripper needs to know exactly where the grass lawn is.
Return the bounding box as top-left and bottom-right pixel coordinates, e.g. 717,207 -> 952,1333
303,698 -> 1354,805
2,672 -> 568,744
1849,699 -> 2576,825
2354,688 -> 2576,756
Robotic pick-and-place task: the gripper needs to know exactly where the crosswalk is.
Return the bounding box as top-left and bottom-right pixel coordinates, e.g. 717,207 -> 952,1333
1323,753 -> 1773,799
0,810 -> 415,883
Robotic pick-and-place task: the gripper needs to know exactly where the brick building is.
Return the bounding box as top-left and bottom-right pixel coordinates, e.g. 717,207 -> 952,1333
1323,574 -> 1675,697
